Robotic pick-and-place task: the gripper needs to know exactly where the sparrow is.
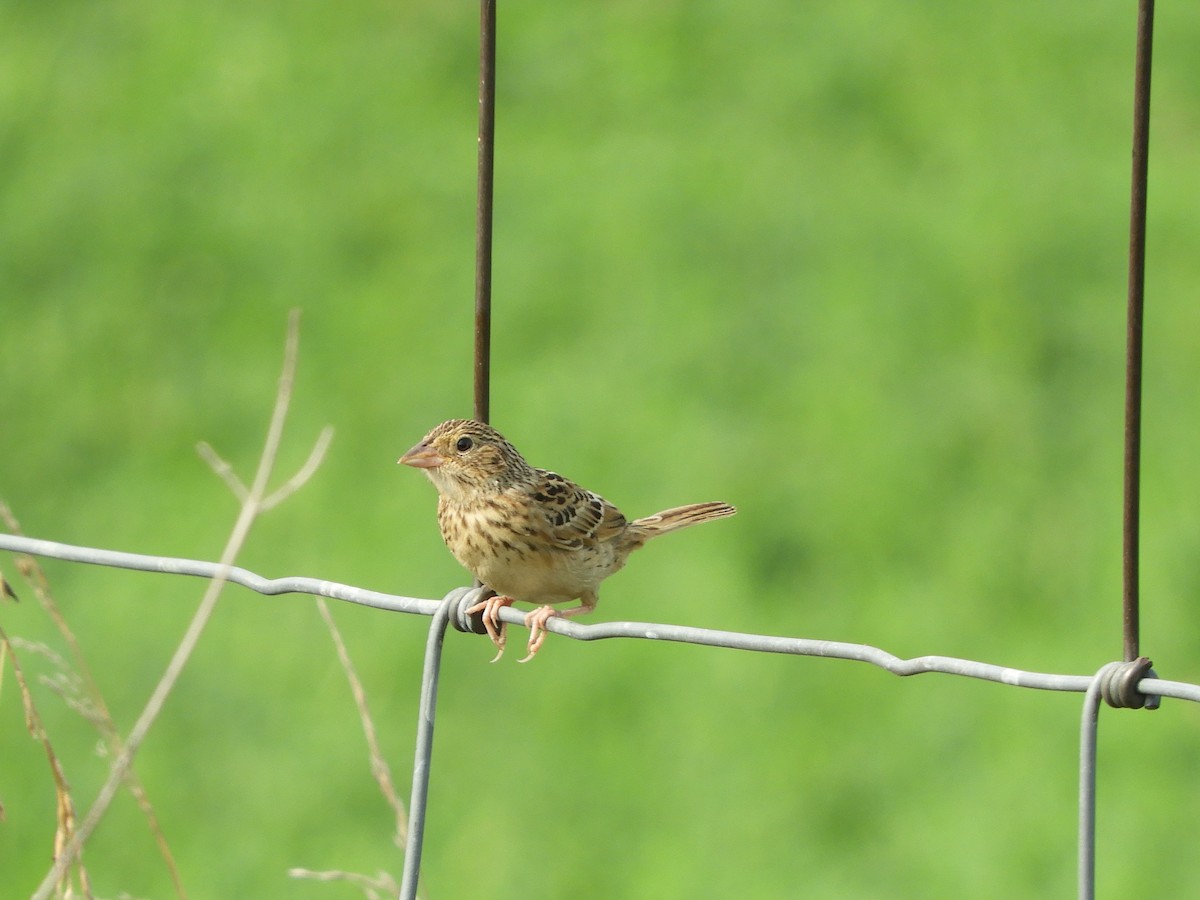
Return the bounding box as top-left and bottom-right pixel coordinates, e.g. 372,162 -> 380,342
399,419 -> 736,661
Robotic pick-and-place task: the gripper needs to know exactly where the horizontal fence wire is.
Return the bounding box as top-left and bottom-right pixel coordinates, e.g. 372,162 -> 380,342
7,533 -> 1195,701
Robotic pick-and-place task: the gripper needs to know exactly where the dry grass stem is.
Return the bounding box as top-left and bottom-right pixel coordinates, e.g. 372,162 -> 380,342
289,867 -> 400,900
315,599 -> 409,842
2,502 -> 188,897
0,623 -> 91,897
312,598 -> 427,898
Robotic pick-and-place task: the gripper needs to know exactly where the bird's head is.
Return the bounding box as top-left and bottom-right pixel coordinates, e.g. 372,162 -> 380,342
399,419 -> 529,499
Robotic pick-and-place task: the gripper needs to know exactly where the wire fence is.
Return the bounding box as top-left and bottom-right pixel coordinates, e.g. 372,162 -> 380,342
2,531 -> 1199,900
2,1 -> 1188,898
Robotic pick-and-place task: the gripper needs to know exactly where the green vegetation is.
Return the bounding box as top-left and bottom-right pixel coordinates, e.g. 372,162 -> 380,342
3,2 -> 1199,896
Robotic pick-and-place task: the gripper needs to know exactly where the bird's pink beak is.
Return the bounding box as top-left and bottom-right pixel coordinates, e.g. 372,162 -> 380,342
398,442 -> 445,469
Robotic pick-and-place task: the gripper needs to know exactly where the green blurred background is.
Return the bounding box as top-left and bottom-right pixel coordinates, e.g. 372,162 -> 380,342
3,1 -> 1199,896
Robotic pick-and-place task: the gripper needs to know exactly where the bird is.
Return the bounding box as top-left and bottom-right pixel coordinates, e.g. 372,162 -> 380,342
399,419 -> 736,661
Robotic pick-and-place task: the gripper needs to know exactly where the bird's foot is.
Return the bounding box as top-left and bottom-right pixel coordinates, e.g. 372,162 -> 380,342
518,605 -> 559,663
466,593 -> 515,662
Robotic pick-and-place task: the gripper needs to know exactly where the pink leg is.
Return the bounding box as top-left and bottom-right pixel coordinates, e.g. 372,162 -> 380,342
518,598 -> 596,663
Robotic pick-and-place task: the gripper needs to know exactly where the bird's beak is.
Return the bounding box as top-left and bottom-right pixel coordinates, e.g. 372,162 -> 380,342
398,442 -> 446,469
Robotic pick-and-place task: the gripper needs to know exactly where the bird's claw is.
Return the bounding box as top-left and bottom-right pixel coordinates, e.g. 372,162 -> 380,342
465,597 -> 557,663
518,606 -> 557,663
466,594 -> 513,662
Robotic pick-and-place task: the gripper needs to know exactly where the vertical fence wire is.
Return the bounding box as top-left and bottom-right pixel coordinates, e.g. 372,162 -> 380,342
398,592 -> 461,900
400,4 -> 499,897
474,0 -> 497,424
1121,0 -> 1154,663
1079,5 -> 1157,895
1078,671 -> 1106,900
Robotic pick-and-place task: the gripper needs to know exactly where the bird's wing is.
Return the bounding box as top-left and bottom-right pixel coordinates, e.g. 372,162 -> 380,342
530,468 -> 627,550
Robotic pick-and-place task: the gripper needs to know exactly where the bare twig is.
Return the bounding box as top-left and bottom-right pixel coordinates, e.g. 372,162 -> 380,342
195,442 -> 249,502
32,309 -> 332,899
261,425 -> 335,512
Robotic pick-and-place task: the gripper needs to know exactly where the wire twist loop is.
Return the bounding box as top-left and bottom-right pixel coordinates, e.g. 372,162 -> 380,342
444,586 -> 490,635
1096,657 -> 1159,710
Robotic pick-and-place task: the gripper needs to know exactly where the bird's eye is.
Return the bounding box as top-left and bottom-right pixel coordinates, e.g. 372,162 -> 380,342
455,436 -> 474,453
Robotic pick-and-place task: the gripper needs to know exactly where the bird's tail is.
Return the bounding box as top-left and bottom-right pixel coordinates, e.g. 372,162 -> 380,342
630,501 -> 736,537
